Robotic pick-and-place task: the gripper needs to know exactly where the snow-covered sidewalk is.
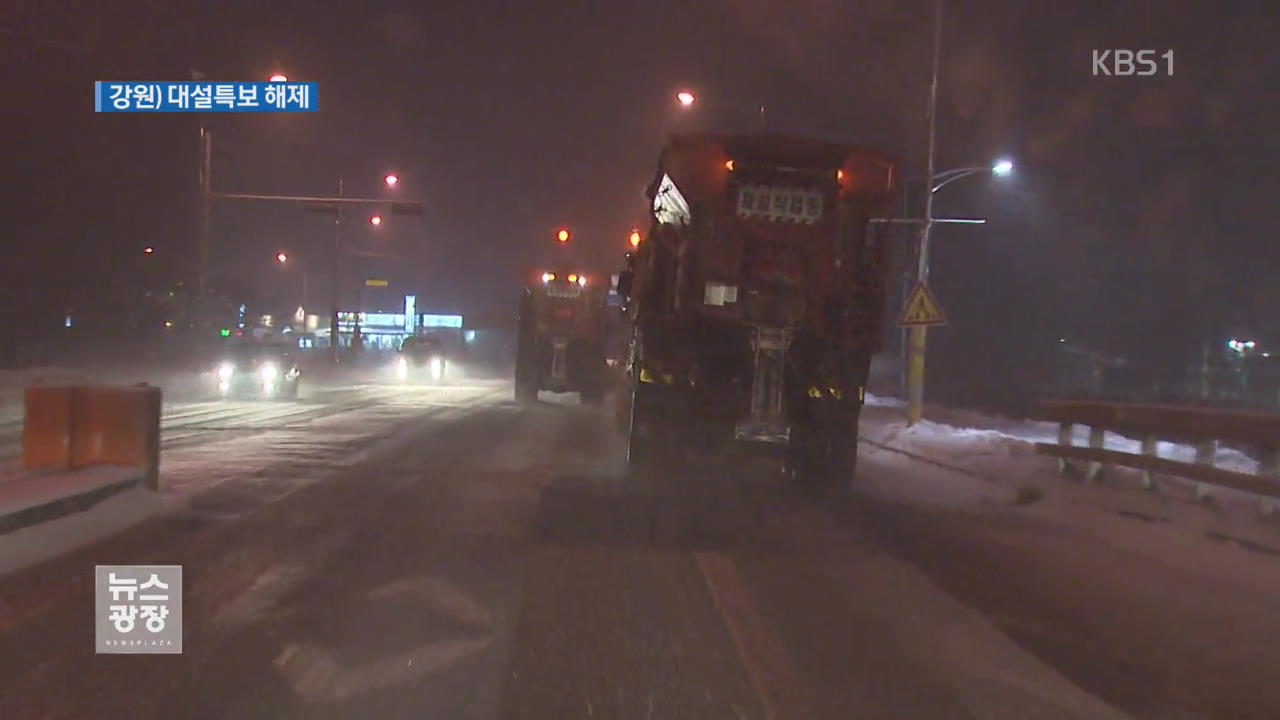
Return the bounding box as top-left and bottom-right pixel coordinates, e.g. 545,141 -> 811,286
856,396 -> 1280,562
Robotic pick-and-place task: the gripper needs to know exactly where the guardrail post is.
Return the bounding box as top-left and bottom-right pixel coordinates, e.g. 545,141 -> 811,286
1086,426 -> 1105,483
1259,445 -> 1278,518
1055,421 -> 1074,476
1141,433 -> 1159,492
1193,439 -> 1216,502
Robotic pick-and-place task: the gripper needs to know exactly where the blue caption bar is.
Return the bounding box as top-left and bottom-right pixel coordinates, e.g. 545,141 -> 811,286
94,82 -> 319,113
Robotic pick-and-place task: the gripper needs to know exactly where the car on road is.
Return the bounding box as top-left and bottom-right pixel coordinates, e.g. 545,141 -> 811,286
214,342 -> 301,400
395,334 -> 448,384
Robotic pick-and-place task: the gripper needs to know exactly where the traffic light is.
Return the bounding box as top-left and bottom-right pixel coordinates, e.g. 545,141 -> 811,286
557,228 -> 570,243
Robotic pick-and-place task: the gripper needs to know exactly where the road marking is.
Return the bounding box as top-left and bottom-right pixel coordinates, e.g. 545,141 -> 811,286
273,573 -> 494,703
695,551 -> 796,720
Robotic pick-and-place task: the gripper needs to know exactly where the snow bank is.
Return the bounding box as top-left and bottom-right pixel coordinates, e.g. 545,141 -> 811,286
856,403 -> 1280,563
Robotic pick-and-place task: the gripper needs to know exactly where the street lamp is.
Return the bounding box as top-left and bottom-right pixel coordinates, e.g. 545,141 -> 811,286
557,228 -> 570,243
674,89 -> 766,127
369,215 -> 383,227
992,159 -> 1014,177
268,73 -> 288,82
384,174 -> 399,188
629,230 -> 642,248
275,251 -> 288,263
143,246 -> 155,255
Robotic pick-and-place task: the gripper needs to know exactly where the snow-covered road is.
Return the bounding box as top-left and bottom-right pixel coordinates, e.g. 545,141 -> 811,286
1,388 -> 1279,718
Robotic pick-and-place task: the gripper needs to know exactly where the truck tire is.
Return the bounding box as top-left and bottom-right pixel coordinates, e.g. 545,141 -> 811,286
626,376 -> 661,472
790,405 -> 860,492
515,365 -> 537,403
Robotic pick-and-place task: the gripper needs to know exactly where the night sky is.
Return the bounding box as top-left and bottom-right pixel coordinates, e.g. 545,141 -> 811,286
6,1 -> 1278,402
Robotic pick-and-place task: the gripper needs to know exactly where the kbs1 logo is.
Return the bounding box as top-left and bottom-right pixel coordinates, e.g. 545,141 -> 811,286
1092,49 -> 1173,76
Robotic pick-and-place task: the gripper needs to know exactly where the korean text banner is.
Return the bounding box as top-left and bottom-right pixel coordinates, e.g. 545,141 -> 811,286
95,82 -> 319,113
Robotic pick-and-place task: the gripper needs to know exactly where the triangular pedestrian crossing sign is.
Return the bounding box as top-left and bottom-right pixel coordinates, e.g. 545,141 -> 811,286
898,282 -> 947,327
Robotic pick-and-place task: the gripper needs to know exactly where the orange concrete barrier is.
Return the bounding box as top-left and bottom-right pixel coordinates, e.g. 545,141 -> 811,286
23,385 -> 162,490
22,386 -> 75,469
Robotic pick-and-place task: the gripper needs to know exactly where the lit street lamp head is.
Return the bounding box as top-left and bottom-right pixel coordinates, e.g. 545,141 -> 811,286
143,246 -> 155,255
370,215 -> 383,226
992,159 -> 1014,177
268,73 -> 288,82
557,228 -> 570,243
676,91 -> 696,107
276,252 -> 288,263
384,174 -> 399,188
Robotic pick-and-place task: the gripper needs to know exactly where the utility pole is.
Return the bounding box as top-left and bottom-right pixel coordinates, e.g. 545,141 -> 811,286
905,0 -> 944,426
330,178 -> 344,363
193,69 -> 210,335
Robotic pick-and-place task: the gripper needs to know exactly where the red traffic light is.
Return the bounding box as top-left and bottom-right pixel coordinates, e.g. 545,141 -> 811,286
557,228 -> 570,243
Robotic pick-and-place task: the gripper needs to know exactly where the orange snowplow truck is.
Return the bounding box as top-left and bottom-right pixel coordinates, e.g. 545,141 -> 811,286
515,265 -> 610,404
617,133 -> 898,486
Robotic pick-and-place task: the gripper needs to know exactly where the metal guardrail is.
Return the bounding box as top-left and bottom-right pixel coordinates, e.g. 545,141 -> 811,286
1033,400 -> 1280,515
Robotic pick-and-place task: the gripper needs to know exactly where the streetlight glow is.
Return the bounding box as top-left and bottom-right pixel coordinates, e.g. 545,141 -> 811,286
629,230 -> 642,248
143,246 -> 155,255
992,159 -> 1014,177
370,215 -> 383,226
384,174 -> 399,188
676,91 -> 696,107
268,73 -> 288,82
276,252 -> 288,263
557,228 -> 570,243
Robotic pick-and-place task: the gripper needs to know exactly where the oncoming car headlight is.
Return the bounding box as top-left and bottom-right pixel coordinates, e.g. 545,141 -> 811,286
395,357 -> 409,380
260,362 -> 280,382
428,356 -> 444,380
217,362 -> 234,380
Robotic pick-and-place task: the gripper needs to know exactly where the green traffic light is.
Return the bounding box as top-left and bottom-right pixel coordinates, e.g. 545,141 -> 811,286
219,328 -> 231,337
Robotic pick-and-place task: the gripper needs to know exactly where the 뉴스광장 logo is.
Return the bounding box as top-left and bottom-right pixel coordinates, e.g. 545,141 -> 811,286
94,81 -> 318,113
95,565 -> 182,654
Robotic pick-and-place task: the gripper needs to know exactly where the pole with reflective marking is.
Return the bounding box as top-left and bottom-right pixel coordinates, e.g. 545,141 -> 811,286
906,0 -> 943,427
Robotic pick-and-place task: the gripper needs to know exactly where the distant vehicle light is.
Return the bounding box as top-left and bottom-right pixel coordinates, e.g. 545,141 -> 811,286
143,246 -> 155,254
541,272 -> 556,284
395,356 -> 409,380
629,230 -> 642,248
836,169 -> 844,180
676,91 -> 696,106
276,252 -> 288,263
428,357 -> 445,380
369,215 -> 383,226
577,275 -> 587,287
260,363 -> 280,381
724,160 -> 734,171
568,274 -> 579,284
217,362 -> 234,380
384,174 -> 399,188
